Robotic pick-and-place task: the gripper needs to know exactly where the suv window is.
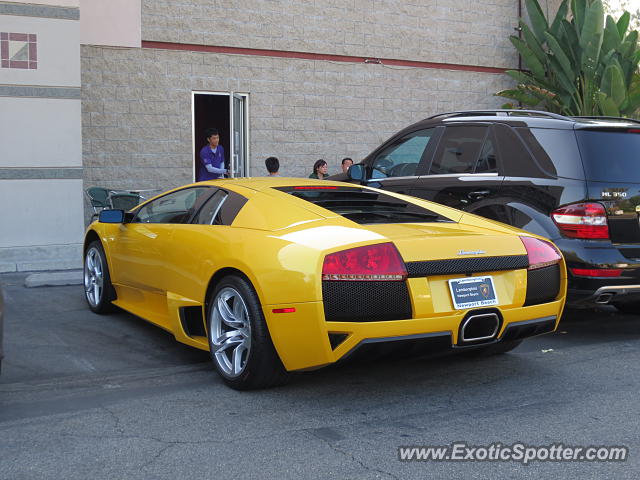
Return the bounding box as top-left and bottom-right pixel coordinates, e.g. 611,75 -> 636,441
494,124 -> 539,177
135,187 -> 210,224
475,135 -> 498,173
576,130 -> 640,183
516,127 -> 584,179
371,129 -> 434,178
429,126 -> 487,175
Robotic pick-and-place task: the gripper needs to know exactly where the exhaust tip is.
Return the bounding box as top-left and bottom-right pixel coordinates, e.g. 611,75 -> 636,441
596,292 -> 615,304
460,313 -> 500,343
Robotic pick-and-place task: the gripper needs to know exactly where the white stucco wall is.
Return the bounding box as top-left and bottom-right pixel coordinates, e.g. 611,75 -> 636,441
0,97 -> 81,168
1,1 -> 79,6
0,179 -> 84,248
80,0 -> 141,48
0,14 -> 80,87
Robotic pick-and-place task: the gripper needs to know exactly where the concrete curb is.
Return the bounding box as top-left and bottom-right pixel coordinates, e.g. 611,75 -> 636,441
24,270 -> 83,288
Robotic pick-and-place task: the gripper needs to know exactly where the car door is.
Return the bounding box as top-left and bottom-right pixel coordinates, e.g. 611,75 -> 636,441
109,186 -> 213,321
408,123 -> 505,210
163,188 -> 249,308
363,128 -> 441,195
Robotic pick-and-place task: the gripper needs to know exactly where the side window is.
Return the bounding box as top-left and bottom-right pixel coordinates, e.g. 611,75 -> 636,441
516,127 -> 583,179
429,126 -> 487,175
135,187 -> 210,224
194,190 -> 227,225
371,129 -> 434,178
475,136 -> 498,173
193,189 -> 248,226
494,124 -> 542,177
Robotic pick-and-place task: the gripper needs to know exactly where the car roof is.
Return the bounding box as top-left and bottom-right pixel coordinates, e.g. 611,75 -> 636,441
403,109 -> 640,131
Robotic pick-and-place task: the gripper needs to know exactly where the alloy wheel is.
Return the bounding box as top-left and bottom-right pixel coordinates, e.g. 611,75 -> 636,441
84,247 -> 104,307
210,286 -> 252,378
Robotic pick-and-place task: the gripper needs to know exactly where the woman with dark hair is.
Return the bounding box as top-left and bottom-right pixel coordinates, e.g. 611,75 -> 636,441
309,159 -> 328,179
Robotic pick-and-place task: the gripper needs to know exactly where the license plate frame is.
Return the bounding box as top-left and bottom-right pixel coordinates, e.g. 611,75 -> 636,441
448,275 -> 499,310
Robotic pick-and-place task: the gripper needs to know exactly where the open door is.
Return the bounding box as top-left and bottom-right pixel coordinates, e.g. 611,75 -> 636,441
229,93 -> 248,178
193,91 -> 249,181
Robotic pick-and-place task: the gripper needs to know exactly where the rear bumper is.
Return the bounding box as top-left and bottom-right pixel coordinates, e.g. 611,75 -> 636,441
554,237 -> 640,305
265,300 -> 564,371
568,284 -> 640,306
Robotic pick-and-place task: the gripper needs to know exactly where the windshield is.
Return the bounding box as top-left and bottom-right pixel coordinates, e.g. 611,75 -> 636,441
577,129 -> 640,183
274,186 -> 453,224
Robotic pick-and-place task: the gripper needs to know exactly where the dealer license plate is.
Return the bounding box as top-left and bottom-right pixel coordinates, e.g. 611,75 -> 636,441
448,276 -> 498,310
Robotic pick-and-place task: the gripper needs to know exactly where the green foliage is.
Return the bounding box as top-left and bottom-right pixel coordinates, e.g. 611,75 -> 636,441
497,0 -> 640,118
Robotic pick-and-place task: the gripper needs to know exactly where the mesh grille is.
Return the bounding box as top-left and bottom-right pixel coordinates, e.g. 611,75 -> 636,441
501,318 -> 556,341
524,264 -> 561,306
406,255 -> 529,277
322,281 -> 412,322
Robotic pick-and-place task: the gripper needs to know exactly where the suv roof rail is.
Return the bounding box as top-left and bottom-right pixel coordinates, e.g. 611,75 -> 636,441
571,115 -> 640,124
427,109 -> 572,121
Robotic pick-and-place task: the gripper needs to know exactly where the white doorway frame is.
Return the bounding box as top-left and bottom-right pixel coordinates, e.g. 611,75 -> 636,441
191,91 -> 250,181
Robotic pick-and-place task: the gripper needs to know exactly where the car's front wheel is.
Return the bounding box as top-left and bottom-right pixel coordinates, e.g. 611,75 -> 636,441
206,275 -> 289,390
83,241 -> 115,314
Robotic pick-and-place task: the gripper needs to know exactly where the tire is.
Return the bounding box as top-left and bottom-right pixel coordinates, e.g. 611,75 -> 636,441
83,241 -> 116,314
612,302 -> 640,314
458,339 -> 523,358
206,275 -> 289,390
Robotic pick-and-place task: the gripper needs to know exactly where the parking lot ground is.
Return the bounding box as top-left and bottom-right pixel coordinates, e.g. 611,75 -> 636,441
2,272 -> 640,479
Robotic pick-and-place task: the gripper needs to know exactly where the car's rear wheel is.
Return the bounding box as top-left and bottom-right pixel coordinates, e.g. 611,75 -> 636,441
458,339 -> 523,357
84,241 -> 115,314
207,275 -> 289,390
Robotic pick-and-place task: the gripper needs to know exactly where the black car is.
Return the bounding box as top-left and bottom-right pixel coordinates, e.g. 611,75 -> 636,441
335,110 -> 640,309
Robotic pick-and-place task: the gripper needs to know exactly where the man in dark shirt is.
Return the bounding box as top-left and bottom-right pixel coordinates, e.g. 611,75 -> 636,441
197,128 -> 227,181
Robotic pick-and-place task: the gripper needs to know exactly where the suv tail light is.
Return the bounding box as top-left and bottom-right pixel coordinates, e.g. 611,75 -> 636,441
551,203 -> 609,239
520,236 -> 562,270
322,242 -> 407,281
570,268 -> 622,277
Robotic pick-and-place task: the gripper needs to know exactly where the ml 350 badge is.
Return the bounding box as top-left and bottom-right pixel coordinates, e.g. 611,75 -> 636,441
83,178 -> 567,390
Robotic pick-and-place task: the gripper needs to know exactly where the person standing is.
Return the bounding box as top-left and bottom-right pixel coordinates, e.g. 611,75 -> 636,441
309,159 -> 328,179
265,156 -> 280,176
341,157 -> 353,173
197,128 -> 228,181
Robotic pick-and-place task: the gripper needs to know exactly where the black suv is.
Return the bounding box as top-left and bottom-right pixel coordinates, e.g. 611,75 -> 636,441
334,110 -> 640,309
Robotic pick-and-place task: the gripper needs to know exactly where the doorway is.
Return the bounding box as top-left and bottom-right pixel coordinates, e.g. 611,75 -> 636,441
192,91 -> 249,180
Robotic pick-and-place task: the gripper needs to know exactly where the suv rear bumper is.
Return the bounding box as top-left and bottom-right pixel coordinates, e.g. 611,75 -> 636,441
569,284 -> 640,306
554,237 -> 640,306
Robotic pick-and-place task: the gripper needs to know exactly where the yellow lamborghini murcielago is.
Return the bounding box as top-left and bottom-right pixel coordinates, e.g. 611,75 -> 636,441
84,178 -> 566,389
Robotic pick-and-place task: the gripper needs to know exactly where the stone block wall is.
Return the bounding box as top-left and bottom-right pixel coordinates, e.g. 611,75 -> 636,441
82,45 -> 512,191
142,0 -> 521,69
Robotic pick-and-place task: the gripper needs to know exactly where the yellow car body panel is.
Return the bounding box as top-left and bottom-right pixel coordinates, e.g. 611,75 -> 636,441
85,178 -> 567,372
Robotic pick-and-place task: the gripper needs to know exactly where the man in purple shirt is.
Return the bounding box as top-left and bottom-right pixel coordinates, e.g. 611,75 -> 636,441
197,128 -> 228,181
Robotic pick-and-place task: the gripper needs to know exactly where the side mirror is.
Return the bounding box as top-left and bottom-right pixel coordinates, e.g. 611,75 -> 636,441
348,164 -> 365,181
98,209 -> 125,223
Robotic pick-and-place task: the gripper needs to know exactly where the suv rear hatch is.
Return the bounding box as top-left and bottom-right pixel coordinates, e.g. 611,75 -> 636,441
577,126 -> 640,255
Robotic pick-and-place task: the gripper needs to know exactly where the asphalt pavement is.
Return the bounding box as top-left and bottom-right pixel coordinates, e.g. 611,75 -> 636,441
1,272 -> 640,479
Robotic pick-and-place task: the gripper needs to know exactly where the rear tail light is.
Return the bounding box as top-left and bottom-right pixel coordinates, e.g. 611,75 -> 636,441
520,236 -> 562,270
551,202 -> 609,239
322,242 -> 407,281
570,268 -> 622,277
